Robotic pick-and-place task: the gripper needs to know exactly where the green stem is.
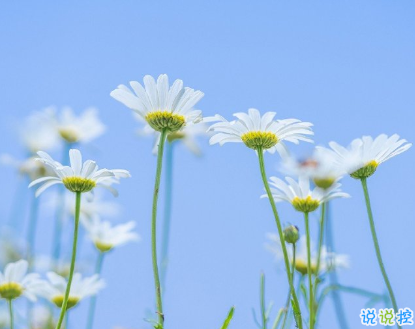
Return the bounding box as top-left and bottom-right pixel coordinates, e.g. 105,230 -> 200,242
27,192 -> 40,267
160,141 -> 174,296
55,191 -> 81,329
8,299 -> 13,329
360,178 -> 400,329
304,212 -> 314,329
325,201 -> 349,329
271,308 -> 284,329
281,243 -> 296,329
151,129 -> 167,327
260,273 -> 267,329
315,203 -> 325,278
86,252 -> 105,329
257,149 -> 303,329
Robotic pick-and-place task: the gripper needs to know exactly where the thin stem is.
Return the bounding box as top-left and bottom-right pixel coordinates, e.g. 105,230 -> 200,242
315,203 -> 325,278
8,299 -> 13,329
86,252 -> 105,329
325,201 -> 349,329
160,141 -> 174,295
361,178 -> 400,329
260,273 -> 267,329
257,149 -> 303,329
51,142 -> 72,267
151,129 -> 167,327
281,243 -> 296,329
271,308 -> 284,329
55,191 -> 82,329
304,212 -> 314,329
26,192 -> 40,267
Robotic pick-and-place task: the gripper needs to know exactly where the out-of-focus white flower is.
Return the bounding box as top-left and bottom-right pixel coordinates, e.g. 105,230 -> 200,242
320,134 -> 412,179
83,216 -> 139,252
31,305 -> 54,329
266,234 -> 350,275
0,260 -> 44,301
0,231 -> 25,267
49,107 -> 106,144
0,155 -> 52,181
39,272 -> 105,310
0,307 -> 9,328
281,148 -> 346,189
263,176 -> 349,213
19,108 -> 60,154
208,108 -> 313,156
65,192 -> 121,223
111,74 -> 204,133
29,149 -> 130,197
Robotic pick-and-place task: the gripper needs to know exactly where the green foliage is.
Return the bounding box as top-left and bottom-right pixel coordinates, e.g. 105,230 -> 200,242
221,307 -> 235,329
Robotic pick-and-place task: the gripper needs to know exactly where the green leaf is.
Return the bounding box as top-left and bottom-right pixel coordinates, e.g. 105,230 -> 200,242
291,299 -> 301,329
221,306 -> 235,329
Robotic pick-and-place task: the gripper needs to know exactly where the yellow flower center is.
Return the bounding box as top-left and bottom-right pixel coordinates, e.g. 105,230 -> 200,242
292,196 -> 320,213
313,177 -> 336,189
167,131 -> 186,143
52,295 -> 80,310
145,111 -> 186,132
241,131 -> 278,150
0,282 -> 23,300
350,160 -> 378,179
294,259 -> 317,276
59,128 -> 79,143
95,241 -> 113,253
62,177 -> 96,193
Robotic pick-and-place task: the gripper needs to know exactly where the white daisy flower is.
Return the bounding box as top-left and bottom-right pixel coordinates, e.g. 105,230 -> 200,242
110,74 -> 204,132
264,176 -> 349,213
50,107 -> 106,144
266,234 -> 350,275
0,260 -> 43,301
0,154 -> 51,181
39,272 -> 105,310
207,108 -> 314,155
19,108 -> 60,154
320,134 -> 412,179
28,149 -> 130,197
281,148 -> 346,189
83,217 -> 140,252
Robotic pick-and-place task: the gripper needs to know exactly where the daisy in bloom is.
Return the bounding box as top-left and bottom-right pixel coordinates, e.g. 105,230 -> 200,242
265,175 -> 349,213
83,216 -> 140,252
138,117 -> 210,156
28,149 -> 130,197
266,234 -> 350,275
110,74 -> 204,133
0,155 -> 51,181
39,272 -> 105,310
281,147 -> 346,189
0,260 -> 43,302
19,108 -> 60,154
208,108 -> 314,155
320,134 -> 412,179
49,107 -> 106,144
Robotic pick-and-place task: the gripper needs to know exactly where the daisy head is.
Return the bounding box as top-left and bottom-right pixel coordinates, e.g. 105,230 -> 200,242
266,234 -> 350,275
52,107 -> 106,144
0,260 -> 43,301
264,176 -> 349,213
83,217 -> 139,253
208,108 -> 314,155
281,147 -> 346,189
322,134 -> 412,180
111,74 -> 204,133
40,272 -> 105,310
28,149 -> 130,197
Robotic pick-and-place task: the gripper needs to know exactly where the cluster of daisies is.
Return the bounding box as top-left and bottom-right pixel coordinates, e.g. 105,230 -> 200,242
0,73 -> 411,329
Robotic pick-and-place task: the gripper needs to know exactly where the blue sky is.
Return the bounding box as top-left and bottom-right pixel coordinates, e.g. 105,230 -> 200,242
0,1 -> 414,328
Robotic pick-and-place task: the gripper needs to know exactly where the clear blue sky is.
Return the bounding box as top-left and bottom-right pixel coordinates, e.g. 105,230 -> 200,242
0,1 -> 414,328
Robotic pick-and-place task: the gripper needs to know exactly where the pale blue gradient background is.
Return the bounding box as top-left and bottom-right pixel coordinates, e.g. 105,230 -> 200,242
0,1 -> 414,328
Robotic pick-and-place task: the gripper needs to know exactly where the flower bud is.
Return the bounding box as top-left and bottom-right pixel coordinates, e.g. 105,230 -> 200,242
283,225 -> 300,244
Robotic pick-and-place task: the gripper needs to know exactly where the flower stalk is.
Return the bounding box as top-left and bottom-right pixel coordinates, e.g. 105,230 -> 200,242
304,212 -> 314,329
8,299 -> 14,329
257,148 -> 303,329
360,178 -> 400,329
151,129 -> 168,328
55,191 -> 82,329
86,252 -> 105,329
